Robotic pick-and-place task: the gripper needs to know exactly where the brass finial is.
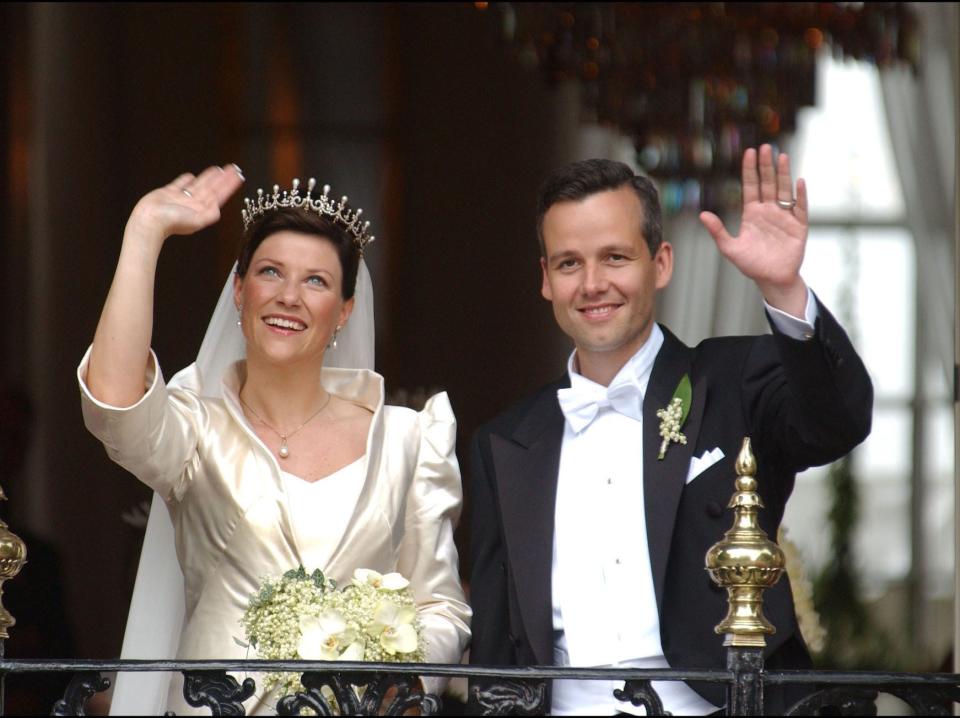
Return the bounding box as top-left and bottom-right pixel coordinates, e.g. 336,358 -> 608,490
0,483 -> 27,640
705,437 -> 785,647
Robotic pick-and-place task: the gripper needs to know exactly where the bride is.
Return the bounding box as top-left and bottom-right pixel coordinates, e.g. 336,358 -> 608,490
77,164 -> 471,714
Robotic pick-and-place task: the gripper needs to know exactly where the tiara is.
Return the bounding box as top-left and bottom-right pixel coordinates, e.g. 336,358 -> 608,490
241,178 -> 375,254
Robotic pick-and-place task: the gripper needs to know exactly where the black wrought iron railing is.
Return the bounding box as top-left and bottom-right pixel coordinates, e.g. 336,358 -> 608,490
0,439 -> 956,715
0,654 -> 957,715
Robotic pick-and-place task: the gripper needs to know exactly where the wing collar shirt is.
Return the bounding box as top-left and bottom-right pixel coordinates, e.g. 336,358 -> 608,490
550,291 -> 818,716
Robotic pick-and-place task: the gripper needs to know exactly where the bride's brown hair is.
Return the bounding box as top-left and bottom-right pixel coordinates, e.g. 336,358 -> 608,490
236,207 -> 361,301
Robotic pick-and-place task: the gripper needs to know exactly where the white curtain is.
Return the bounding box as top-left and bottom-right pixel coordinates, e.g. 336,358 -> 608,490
880,2 -> 957,394
879,0 -> 958,667
657,213 -> 768,345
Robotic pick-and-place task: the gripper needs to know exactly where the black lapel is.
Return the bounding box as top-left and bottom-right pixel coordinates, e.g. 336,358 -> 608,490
643,326 -> 706,612
490,379 -> 567,667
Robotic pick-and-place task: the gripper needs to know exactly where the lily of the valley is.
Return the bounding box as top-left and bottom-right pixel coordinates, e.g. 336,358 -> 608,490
366,600 -> 418,655
298,610 -> 364,661
656,396 -> 688,459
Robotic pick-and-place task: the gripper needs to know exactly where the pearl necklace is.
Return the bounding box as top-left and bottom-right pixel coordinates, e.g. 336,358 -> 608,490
240,393 -> 332,459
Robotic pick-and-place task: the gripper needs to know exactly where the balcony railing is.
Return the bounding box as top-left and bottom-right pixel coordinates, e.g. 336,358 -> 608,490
0,439 -> 957,715
0,657 -> 955,715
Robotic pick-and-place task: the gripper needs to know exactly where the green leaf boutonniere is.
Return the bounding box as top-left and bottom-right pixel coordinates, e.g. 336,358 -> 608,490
656,374 -> 692,460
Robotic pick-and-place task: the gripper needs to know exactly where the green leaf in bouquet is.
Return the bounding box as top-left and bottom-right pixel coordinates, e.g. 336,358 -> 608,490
251,583 -> 276,610
284,565 -> 309,582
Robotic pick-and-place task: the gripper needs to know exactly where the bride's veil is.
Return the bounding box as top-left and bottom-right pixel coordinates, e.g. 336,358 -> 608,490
109,260 -> 375,715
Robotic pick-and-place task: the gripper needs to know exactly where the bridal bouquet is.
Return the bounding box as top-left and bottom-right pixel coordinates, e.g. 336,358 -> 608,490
238,566 -> 426,698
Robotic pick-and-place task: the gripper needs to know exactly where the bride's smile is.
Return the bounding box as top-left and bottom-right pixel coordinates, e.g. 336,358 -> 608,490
263,314 -> 307,332
82,169 -> 470,714
235,230 -> 353,368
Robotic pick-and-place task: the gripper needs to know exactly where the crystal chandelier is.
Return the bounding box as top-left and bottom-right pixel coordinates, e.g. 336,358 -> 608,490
477,2 -> 919,214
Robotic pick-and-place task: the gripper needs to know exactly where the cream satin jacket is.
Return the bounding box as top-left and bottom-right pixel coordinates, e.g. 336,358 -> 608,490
78,349 -> 471,712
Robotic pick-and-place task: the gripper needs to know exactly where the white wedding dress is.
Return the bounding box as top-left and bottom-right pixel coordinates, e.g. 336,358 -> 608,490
78,263 -> 471,715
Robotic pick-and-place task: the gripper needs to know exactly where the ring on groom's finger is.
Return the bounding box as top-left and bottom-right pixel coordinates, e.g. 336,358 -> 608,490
776,198 -> 796,210
182,189 -> 193,198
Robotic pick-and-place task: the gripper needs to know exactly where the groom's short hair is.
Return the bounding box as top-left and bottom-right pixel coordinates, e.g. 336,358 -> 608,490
535,158 -> 663,258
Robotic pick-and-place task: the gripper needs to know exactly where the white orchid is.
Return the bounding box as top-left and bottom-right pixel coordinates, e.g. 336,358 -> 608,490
366,600 -> 419,655
241,565 -> 424,698
297,610 -> 362,661
351,568 -> 410,591
337,640 -> 366,662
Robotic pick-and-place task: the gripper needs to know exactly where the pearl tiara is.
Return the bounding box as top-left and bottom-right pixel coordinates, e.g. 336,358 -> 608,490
241,178 -> 375,254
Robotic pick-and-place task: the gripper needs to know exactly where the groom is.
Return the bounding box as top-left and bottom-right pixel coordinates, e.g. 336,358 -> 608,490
468,147 -> 873,715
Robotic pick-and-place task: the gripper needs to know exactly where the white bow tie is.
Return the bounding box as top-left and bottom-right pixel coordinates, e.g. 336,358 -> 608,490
557,377 -> 644,433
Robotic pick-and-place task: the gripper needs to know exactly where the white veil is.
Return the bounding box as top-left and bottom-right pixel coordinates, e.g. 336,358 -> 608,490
109,260 -> 375,715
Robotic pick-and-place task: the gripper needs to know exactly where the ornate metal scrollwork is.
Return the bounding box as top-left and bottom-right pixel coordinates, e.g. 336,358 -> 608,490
29,664 -> 960,717
883,685 -> 960,717
51,671 -> 111,716
469,678 -> 547,716
276,671 -> 441,716
614,679 -> 670,715
784,686 -> 879,716
182,670 -> 257,716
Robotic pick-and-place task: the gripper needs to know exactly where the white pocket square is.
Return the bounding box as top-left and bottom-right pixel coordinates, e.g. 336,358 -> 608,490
685,447 -> 725,484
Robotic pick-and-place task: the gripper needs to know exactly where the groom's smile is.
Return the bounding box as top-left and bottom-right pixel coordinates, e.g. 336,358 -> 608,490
578,302 -> 623,320
539,185 -> 673,383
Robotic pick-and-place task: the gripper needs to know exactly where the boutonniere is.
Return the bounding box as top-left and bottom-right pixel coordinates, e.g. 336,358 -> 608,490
656,374 -> 692,460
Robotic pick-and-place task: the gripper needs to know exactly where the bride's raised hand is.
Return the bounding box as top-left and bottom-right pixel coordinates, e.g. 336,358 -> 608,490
127,163 -> 245,244
88,163 -> 244,406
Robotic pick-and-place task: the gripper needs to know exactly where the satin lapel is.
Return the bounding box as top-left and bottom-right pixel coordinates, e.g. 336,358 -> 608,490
642,327 -> 705,613
490,382 -> 566,667
221,388 -> 305,569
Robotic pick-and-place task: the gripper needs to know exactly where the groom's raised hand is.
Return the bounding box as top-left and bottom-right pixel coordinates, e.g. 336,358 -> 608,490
699,144 -> 809,317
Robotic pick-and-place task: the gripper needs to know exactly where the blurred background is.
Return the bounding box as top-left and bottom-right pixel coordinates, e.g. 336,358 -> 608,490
0,2 -> 956,713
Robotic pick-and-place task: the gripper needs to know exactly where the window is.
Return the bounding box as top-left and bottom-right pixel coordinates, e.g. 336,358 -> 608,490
781,55 -> 954,656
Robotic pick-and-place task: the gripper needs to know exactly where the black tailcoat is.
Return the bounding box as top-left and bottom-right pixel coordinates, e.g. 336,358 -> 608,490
468,299 -> 873,712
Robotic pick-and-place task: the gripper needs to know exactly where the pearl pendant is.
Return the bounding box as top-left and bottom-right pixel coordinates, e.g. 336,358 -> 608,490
278,438 -> 290,459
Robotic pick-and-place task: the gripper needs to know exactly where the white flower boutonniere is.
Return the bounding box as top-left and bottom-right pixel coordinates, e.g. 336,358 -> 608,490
656,374 -> 692,460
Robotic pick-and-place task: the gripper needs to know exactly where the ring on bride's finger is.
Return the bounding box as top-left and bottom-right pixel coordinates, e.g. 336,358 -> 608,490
776,198 -> 796,210
182,189 -> 193,198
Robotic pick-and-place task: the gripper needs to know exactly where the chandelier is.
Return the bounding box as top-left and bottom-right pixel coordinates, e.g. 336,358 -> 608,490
476,2 -> 919,214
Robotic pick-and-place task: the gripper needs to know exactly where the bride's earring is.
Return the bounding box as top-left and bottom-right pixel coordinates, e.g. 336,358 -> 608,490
329,325 -> 341,349
237,304 -> 243,328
